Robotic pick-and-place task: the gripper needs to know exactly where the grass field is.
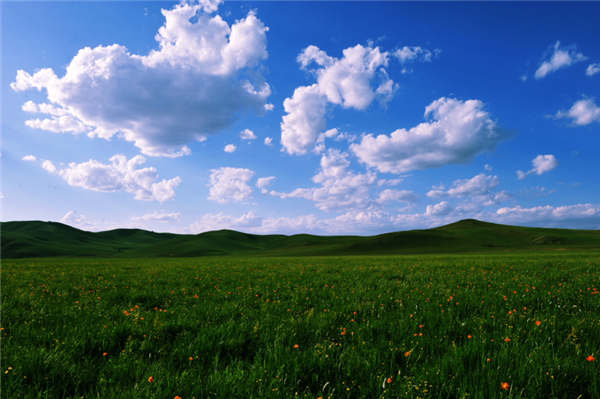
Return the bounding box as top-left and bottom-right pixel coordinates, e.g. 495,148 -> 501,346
2,253 -> 600,398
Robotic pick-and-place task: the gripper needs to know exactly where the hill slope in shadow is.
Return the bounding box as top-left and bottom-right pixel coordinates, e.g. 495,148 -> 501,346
1,219 -> 599,258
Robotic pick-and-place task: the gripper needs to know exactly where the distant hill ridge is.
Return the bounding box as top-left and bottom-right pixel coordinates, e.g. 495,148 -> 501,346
1,219 -> 599,258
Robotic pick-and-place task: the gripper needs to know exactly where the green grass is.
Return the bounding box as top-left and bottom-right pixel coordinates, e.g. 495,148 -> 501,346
2,252 -> 600,398
2,219 -> 600,258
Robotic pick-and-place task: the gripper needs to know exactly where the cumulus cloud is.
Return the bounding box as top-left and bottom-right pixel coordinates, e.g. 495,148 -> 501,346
394,46 -> 438,64
495,203 -> 600,228
426,173 -> 508,210
271,149 -> 376,211
224,144 -> 237,153
189,211 -> 261,233
425,201 -> 452,217
280,84 -> 328,155
586,63 -> 600,76
11,1 -> 271,157
377,178 -> 404,187
351,97 -> 503,173
555,98 -> 600,125
187,207 -> 455,235
42,160 -> 57,173
60,209 -> 182,231
42,155 -> 181,201
131,211 -> 181,222
256,176 -> 275,194
376,189 -> 417,204
22,155 -> 37,162
208,166 -> 254,203
264,136 -> 273,146
60,210 -> 97,230
314,128 -> 342,154
281,44 -> 395,155
428,174 -> 499,198
517,154 -> 558,180
534,41 -> 586,79
189,211 -> 387,235
240,128 -> 257,140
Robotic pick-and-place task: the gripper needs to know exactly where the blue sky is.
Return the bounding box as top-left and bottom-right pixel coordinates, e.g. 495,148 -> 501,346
2,0 -> 600,234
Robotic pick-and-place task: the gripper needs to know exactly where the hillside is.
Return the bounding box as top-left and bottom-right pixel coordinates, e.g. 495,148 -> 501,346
1,219 -> 599,258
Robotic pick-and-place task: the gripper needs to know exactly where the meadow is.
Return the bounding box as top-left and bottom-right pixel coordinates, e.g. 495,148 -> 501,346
2,252 -> 599,398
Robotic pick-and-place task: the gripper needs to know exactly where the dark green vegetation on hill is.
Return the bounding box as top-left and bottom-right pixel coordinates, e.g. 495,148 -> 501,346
2,253 -> 600,398
2,219 -> 599,258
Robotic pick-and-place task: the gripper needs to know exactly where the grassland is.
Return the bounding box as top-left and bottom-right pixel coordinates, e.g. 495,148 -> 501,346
2,252 -> 599,398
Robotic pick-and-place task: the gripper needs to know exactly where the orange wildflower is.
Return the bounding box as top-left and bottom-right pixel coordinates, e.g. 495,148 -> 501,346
102,352 -> 109,357
174,396 -> 182,399
189,356 -> 194,361
404,351 -> 411,357
535,320 -> 542,326
293,344 -> 300,349
386,377 -> 392,384
586,355 -> 596,362
148,376 -> 154,383
504,337 -> 511,342
467,334 -> 472,339
500,382 -> 510,391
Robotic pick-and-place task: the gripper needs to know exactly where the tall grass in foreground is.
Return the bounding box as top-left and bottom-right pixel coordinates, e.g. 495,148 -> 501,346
2,253 -> 599,398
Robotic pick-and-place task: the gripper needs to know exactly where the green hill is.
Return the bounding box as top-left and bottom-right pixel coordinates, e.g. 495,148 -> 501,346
1,219 -> 599,258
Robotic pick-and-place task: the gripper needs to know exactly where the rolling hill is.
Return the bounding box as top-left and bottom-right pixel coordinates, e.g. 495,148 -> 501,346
1,219 -> 599,258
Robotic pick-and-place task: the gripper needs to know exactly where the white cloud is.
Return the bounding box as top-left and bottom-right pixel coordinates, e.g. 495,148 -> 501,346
376,189 -> 417,204
264,136 -> 273,146
281,44 -> 395,155
224,144 -> 237,153
240,128 -> 257,140
196,0 -> 223,14
131,211 -> 180,222
351,97 -> 503,173
555,98 -> 600,125
11,1 -> 270,157
314,128 -> 341,154
42,155 -> 181,202
280,84 -> 328,155
258,214 -> 326,234
377,178 -> 404,187
42,160 -> 57,173
496,203 -> 600,227
517,154 -> 558,180
484,163 -> 493,172
208,166 -> 254,203
428,173 -> 499,198
60,210 -> 96,230
272,149 -> 376,211
187,208 -> 439,235
256,176 -> 275,194
393,46 -> 438,64
264,103 -> 274,111
22,155 -> 37,162
586,63 -> 600,76
425,201 -> 452,217
426,173 -> 508,209
189,211 -> 261,233
534,41 -> 586,79
60,210 -> 182,232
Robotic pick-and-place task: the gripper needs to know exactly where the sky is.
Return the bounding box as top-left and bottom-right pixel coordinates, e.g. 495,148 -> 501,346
2,0 -> 600,235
